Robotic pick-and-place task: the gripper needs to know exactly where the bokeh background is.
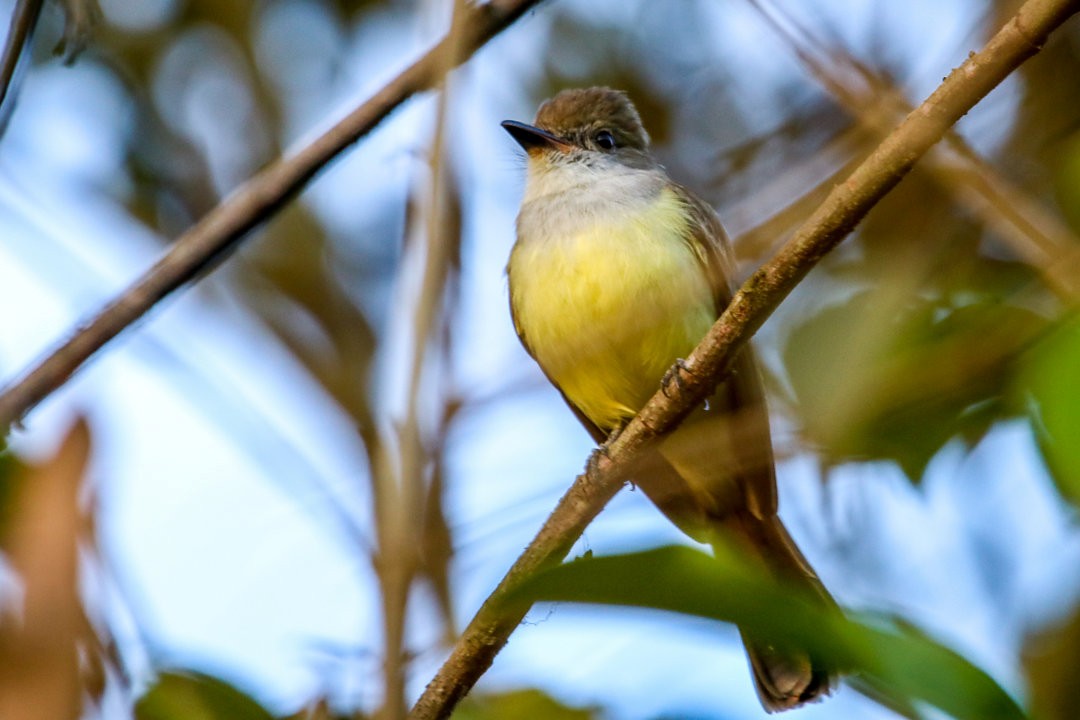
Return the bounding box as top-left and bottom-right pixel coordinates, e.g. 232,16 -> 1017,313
2,0 -> 1080,718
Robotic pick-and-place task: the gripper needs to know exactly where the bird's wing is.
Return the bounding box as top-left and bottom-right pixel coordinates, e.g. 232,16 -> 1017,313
670,183 -> 779,519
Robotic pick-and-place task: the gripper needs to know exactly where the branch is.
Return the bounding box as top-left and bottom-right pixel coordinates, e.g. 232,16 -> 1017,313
0,0 -> 543,434
0,0 -> 45,129
749,0 -> 1080,299
408,0 -> 1080,717
374,5 -> 474,717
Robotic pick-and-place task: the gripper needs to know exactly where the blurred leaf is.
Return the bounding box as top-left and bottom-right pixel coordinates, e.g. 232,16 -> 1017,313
241,206 -> 377,434
420,463 -> 456,641
1017,312 -> 1080,507
0,418 -> 92,720
281,696 -> 358,720
135,671 -> 275,720
1056,132 -> 1080,232
1023,603 -> 1080,720
856,164 -> 982,276
513,546 -> 1027,720
784,289 -> 1042,480
1006,27 -> 1080,206
53,0 -> 103,64
453,688 -> 599,720
0,449 -> 23,535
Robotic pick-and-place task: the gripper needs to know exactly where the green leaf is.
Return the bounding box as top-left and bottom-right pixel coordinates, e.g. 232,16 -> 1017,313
135,671 -> 275,720
1018,313 -> 1080,507
453,688 -> 599,720
512,546 -> 1027,720
783,290 -> 1040,480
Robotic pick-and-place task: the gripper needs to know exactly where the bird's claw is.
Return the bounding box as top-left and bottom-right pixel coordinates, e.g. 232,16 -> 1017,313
585,444 -> 612,477
585,421 -> 627,477
661,358 -> 694,398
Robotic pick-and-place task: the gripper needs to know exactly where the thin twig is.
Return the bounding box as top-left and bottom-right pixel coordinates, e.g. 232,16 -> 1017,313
0,0 -> 45,128
0,0 -> 544,435
373,3 -> 472,718
408,1 -> 1080,717
749,0 -> 1080,298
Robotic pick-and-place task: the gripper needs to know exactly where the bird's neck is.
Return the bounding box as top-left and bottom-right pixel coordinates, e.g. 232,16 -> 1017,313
519,159 -> 668,242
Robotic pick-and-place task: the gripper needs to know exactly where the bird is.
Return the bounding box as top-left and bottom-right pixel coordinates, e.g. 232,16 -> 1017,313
501,86 -> 836,712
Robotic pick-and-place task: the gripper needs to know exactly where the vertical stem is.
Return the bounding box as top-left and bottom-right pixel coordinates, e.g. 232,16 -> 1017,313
375,4 -> 469,717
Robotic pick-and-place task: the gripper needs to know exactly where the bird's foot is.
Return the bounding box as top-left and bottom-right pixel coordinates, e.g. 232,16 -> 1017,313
584,421 -> 627,478
585,444 -> 612,478
661,358 -> 695,397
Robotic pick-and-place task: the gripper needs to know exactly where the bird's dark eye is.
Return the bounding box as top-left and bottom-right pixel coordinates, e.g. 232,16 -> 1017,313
595,130 -> 617,150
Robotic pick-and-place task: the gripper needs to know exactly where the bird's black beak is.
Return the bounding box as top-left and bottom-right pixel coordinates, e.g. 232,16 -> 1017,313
501,120 -> 573,153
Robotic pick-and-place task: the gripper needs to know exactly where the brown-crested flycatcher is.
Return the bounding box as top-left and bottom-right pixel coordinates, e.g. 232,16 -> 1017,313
502,87 -> 836,712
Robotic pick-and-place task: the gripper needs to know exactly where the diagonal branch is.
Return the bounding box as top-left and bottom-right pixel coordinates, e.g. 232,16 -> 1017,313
0,0 -> 543,435
408,0 -> 1080,717
748,0 -> 1080,299
0,0 -> 45,129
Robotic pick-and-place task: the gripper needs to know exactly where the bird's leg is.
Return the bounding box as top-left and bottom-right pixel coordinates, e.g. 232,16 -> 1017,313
584,420 -> 629,482
584,445 -> 611,480
605,419 -> 628,445
661,358 -> 696,398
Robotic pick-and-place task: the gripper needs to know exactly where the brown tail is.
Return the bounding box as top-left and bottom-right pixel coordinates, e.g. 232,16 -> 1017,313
629,431 -> 837,711
626,345 -> 836,711
722,511 -> 836,712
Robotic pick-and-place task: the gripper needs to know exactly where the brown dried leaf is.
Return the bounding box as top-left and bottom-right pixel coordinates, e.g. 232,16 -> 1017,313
0,418 -> 93,720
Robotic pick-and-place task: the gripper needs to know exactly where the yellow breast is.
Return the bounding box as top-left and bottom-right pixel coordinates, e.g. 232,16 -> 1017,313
509,187 -> 715,432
